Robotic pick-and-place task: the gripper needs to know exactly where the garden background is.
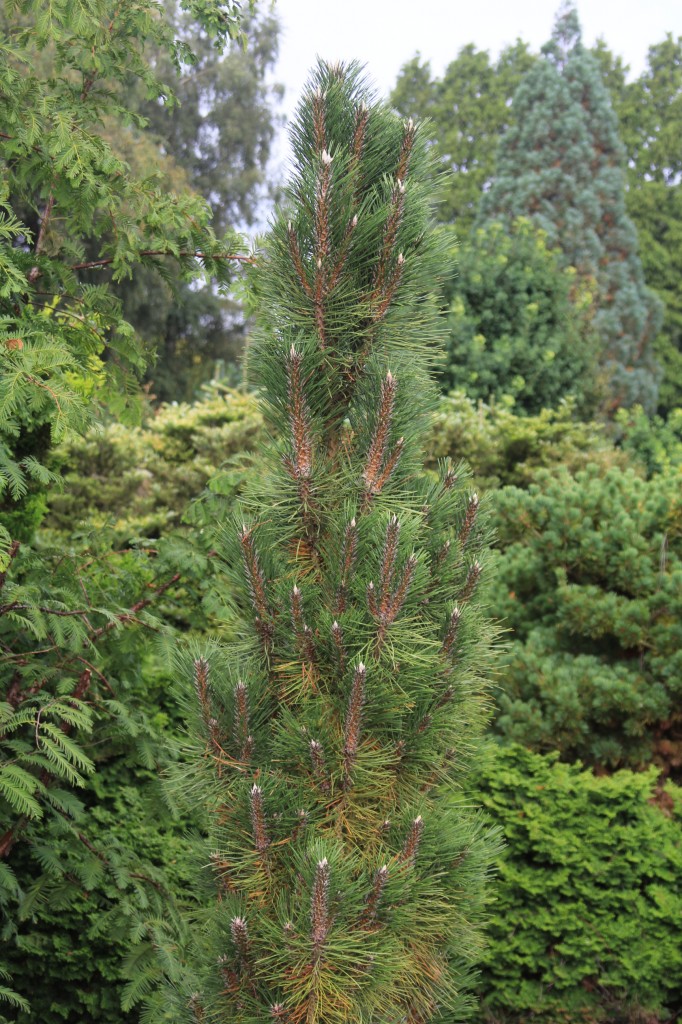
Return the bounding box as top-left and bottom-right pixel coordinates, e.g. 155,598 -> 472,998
1,1 -> 681,1021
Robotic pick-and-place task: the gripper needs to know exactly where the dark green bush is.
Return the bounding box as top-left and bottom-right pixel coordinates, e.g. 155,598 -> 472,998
474,745 -> 682,1024
491,463 -> 682,772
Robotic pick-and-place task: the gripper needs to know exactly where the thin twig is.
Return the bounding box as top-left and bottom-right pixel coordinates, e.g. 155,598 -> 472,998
71,251 -> 256,272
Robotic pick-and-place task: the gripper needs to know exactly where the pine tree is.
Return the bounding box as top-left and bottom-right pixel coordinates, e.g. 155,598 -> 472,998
152,62 -> 499,1024
480,4 -> 662,414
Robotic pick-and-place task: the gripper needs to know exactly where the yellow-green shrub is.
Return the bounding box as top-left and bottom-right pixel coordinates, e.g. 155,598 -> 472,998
474,745 -> 682,1023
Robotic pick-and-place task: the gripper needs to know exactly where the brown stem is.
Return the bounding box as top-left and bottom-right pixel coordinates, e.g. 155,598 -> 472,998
89,573 -> 181,640
343,663 -> 366,781
71,251 -> 255,272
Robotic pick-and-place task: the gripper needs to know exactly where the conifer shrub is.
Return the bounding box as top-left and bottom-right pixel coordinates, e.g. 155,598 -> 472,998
428,394 -> 627,491
491,463 -> 682,773
442,218 -> 597,414
148,62 -> 500,1024
474,745 -> 682,1024
46,387 -> 264,542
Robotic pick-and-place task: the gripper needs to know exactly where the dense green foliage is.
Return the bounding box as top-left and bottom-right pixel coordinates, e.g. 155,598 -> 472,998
392,20 -> 682,416
146,63 -> 500,1024
491,463 -> 682,772
391,43 -> 535,236
442,219 -> 596,413
46,386 -> 263,543
0,0 -> 256,1017
480,8 -> 662,413
4,719 -> 196,1024
428,393 -> 628,489
474,745 -> 682,1024
0,529 -> 197,1020
122,7 -> 282,401
617,404 -> 682,477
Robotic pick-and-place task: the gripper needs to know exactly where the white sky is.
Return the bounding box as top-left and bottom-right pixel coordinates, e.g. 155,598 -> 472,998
272,0 -> 682,121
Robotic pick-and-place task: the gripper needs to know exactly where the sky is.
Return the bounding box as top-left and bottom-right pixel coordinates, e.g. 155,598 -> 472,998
271,0 -> 682,122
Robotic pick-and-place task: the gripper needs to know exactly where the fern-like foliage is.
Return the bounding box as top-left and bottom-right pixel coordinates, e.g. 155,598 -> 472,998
0,0 -> 254,1016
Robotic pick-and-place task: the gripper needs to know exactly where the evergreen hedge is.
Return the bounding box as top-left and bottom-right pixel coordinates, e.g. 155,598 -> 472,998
474,745 -> 682,1024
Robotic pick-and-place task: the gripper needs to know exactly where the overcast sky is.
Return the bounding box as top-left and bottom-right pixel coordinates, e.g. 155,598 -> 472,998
272,0 -> 682,120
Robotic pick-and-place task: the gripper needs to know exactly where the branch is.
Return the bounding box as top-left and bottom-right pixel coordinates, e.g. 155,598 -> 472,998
0,604 -> 91,619
70,251 -> 256,272
89,573 -> 181,640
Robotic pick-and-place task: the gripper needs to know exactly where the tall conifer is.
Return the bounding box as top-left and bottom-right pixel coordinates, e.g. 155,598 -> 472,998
154,62 -> 498,1024
480,5 -> 662,413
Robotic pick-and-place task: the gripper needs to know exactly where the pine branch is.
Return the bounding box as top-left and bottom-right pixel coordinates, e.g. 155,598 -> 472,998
233,681 -> 252,762
239,528 -> 268,616
312,87 -> 327,155
459,561 -> 482,604
458,493 -> 479,548
362,372 -> 402,503
359,864 -> 388,927
310,857 -> 330,961
250,784 -> 270,853
313,151 -> 333,347
399,816 -> 424,866
379,515 -> 401,618
441,606 -> 461,657
309,739 -> 329,793
343,662 -> 366,783
330,620 -> 346,673
396,118 -> 417,183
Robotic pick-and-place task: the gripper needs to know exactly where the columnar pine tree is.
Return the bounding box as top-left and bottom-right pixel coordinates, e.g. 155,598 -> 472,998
480,5 -> 662,414
154,62 -> 498,1024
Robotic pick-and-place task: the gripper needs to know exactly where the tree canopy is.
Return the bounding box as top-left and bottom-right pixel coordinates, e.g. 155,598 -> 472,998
480,7 -> 662,414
